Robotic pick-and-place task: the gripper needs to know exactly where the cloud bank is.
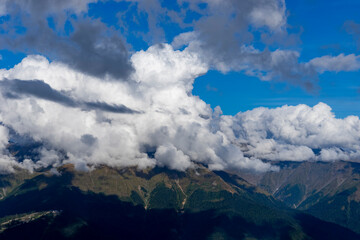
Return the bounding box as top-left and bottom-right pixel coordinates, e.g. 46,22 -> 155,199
0,44 -> 358,174
218,103 -> 360,162
0,45 -> 276,173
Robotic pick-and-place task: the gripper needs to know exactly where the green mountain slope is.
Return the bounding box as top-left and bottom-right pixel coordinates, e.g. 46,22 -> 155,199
0,164 -> 358,239
239,161 -> 360,234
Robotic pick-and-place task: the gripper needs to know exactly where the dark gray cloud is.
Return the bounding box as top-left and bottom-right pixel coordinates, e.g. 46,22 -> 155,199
0,79 -> 139,114
0,79 -> 76,107
84,101 -> 140,114
188,0 -> 316,90
0,1 -> 133,80
65,19 -> 133,79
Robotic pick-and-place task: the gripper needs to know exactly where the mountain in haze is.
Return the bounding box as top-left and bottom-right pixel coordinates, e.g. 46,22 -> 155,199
0,164 -> 359,240
237,160 -> 360,234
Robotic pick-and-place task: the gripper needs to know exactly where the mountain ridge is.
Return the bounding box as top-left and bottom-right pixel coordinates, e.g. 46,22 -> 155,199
237,160 -> 360,234
0,163 -> 359,239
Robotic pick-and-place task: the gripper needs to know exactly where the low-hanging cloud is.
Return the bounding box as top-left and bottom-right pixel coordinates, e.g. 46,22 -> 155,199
216,103 -> 360,162
0,44 -> 358,175
0,44 -> 279,174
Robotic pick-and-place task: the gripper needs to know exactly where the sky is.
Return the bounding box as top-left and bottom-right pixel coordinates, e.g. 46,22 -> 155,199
193,0 -> 360,117
1,1 -> 360,117
0,0 -> 360,174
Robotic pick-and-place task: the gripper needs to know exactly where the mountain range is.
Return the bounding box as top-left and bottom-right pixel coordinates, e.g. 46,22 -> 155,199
0,161 -> 360,239
238,160 -> 360,235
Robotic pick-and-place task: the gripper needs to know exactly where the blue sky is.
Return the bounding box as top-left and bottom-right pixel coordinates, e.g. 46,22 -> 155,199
0,0 -> 360,117
193,0 -> 360,117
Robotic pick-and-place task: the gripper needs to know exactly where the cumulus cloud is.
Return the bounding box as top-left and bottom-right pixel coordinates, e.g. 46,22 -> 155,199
155,145 -> 192,171
0,44 -> 278,174
0,43 -> 358,175
216,103 -> 360,162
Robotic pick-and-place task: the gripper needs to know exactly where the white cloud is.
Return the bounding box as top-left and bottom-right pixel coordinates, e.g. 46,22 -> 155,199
0,43 -> 359,175
308,53 -> 360,73
0,44 -> 277,174
155,145 -> 192,171
0,125 -> 20,174
217,103 -> 360,162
